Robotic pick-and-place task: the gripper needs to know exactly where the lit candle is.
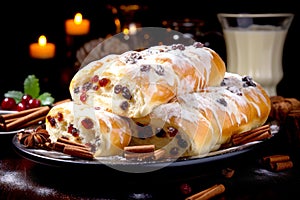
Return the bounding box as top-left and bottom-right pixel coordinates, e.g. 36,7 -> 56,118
65,13 -> 90,35
29,35 -> 56,59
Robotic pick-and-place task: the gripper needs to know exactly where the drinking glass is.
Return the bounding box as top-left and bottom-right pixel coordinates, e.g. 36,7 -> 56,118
217,13 -> 294,96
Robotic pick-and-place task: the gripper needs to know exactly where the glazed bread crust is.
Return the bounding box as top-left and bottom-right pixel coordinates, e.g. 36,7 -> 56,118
45,101 -> 133,157
130,72 -> 271,157
69,43 -> 226,119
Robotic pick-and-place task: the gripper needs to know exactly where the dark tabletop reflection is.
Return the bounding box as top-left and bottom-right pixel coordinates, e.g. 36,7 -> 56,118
1,129 -> 300,200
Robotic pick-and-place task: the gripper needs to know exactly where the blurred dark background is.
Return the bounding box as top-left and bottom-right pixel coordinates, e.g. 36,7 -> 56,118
1,0 -> 299,101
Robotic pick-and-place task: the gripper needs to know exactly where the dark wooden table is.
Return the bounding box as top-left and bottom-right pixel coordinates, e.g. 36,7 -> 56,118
1,127 -> 300,200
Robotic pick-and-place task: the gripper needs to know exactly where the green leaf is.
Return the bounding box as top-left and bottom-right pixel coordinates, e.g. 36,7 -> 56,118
38,92 -> 55,105
24,75 -> 40,98
4,90 -> 24,103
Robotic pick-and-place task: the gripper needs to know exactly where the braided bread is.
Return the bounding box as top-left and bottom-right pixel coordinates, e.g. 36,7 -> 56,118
130,72 -> 271,158
45,101 -> 133,156
48,42 -> 272,159
69,42 -> 226,119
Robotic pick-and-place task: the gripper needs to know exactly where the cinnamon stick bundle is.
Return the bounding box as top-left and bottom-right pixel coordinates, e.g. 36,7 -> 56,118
232,124 -> 271,145
52,137 -> 94,160
262,154 -> 293,171
0,106 -> 50,131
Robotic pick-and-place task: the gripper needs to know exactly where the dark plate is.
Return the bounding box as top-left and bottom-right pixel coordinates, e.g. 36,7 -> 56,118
12,123 -> 279,173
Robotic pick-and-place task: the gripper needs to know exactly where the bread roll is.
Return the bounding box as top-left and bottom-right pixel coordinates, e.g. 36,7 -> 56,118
130,72 -> 271,158
69,42 -> 226,119
45,101 -> 133,156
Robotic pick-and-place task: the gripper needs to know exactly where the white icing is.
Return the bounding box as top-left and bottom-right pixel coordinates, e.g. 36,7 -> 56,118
70,43 -> 222,118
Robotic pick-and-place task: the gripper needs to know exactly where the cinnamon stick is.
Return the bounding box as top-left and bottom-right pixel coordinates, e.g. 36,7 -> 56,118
0,107 -> 43,121
124,144 -> 155,153
18,116 -> 45,129
270,161 -> 293,171
53,141 -> 90,152
5,106 -> 50,131
185,184 -> 225,200
52,137 -> 93,160
124,152 -> 154,160
263,154 -> 290,163
232,125 -> 271,145
262,154 -> 293,171
63,146 -> 94,160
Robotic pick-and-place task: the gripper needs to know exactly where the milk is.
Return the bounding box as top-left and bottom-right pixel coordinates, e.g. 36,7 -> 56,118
223,26 -> 288,96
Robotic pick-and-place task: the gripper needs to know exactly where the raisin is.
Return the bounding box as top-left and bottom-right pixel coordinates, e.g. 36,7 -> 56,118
92,75 -> 99,82
67,124 -> 75,134
47,116 -> 56,127
114,84 -> 122,94
242,76 -> 256,87
121,86 -> 132,100
155,128 -> 166,137
220,78 -> 228,86
120,101 -> 129,110
140,64 -> 151,72
82,82 -> 93,91
155,65 -> 164,75
216,98 -> 227,107
170,147 -> 179,155
125,52 -> 142,64
171,44 -> 185,50
177,138 -> 188,148
167,126 -> 178,137
71,127 -> 79,137
81,118 -> 94,129
92,85 -> 99,91
67,125 -> 80,138
57,112 -> 63,122
74,87 -> 80,94
227,86 -> 242,96
193,42 -> 204,48
80,93 -> 88,102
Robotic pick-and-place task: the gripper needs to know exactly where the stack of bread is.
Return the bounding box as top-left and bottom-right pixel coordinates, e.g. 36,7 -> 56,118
45,42 -> 271,158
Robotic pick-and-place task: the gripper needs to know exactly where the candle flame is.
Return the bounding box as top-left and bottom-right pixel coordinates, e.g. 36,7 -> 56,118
38,35 -> 47,46
123,28 -> 129,35
74,13 -> 83,25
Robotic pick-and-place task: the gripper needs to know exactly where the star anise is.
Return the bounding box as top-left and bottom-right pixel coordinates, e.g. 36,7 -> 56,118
17,125 -> 51,149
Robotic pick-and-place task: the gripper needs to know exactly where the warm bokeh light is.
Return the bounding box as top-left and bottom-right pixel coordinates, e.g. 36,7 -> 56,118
30,35 -> 55,59
74,13 -> 83,25
65,12 -> 90,35
114,18 -> 121,33
38,35 -> 47,46
123,28 -> 129,35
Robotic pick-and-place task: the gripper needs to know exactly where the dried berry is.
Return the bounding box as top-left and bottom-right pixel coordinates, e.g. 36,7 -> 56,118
81,118 -> 94,129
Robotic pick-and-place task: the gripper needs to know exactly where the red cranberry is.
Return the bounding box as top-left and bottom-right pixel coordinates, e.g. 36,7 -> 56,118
1,97 -> 17,110
28,98 -> 41,109
16,102 -> 26,111
180,183 -> 192,195
21,94 -> 32,106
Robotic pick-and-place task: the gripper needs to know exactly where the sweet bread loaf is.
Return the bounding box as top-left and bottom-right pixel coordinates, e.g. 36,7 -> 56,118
130,72 -> 271,158
45,101 -> 133,156
69,42 -> 226,119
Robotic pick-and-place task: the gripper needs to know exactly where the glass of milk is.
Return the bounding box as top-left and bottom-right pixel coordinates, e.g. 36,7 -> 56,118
217,13 -> 294,97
